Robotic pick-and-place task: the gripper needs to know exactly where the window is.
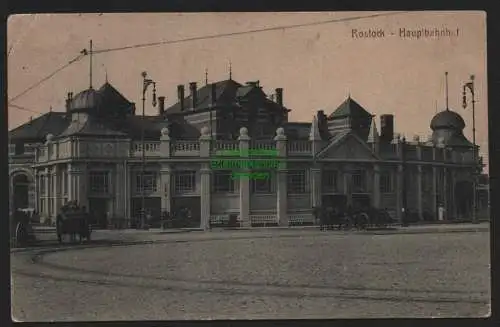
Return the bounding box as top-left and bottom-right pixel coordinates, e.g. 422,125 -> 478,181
89,171 -> 109,193
351,170 -> 366,193
287,170 -> 306,194
174,171 -> 196,194
135,172 -> 158,193
213,171 -> 235,193
252,171 -> 273,193
62,171 -> 68,195
322,170 -> 338,193
40,176 -> 46,195
14,143 -> 24,155
380,172 -> 393,193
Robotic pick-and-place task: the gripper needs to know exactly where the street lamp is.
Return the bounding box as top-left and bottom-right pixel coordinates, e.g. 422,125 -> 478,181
462,75 -> 478,224
140,71 -> 157,229
401,136 -> 409,227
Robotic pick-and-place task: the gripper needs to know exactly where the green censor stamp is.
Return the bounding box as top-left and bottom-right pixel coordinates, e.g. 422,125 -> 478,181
211,149 -> 281,180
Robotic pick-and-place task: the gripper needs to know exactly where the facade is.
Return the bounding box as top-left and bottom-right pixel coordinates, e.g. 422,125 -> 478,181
9,78 -> 488,228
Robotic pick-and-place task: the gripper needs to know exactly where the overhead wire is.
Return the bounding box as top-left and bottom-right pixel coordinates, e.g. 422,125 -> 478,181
93,11 -> 409,55
8,11 -> 410,106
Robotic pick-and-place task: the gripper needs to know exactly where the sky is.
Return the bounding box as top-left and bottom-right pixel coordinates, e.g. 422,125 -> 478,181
7,12 -> 488,171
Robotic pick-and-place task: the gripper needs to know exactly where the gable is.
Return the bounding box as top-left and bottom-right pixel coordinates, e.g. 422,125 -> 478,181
317,132 -> 379,160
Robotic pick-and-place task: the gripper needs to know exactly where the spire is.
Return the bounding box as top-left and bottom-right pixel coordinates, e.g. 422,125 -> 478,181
435,100 -> 438,114
105,67 -> 108,83
367,116 -> 379,143
229,60 -> 232,80
49,105 -> 52,112
445,71 -> 449,111
205,68 -> 208,85
309,115 -> 321,141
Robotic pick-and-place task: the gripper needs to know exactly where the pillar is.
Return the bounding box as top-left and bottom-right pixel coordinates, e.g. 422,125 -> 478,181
373,164 -> 381,209
125,163 -> 131,227
114,163 -> 125,218
200,166 -> 211,230
34,170 -> 39,212
343,169 -> 351,206
52,165 -> 59,217
238,127 -> 251,227
417,165 -> 423,221
443,167 -> 448,220
310,168 -> 322,209
160,165 -> 172,213
275,127 -> 288,226
451,170 -> 457,219
44,168 -> 50,217
396,164 -> 403,222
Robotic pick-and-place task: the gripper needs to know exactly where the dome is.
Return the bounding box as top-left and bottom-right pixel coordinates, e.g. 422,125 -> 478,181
430,110 -> 466,131
70,88 -> 102,111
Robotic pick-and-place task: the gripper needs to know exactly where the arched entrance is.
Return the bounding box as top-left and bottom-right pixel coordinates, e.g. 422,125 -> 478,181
11,174 -> 31,211
455,180 -> 473,219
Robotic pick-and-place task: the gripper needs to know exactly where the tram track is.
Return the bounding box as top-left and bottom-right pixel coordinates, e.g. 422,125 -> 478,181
11,232 -> 490,306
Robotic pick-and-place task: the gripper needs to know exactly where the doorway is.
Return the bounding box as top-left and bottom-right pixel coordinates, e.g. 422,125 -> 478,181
88,198 -> 109,228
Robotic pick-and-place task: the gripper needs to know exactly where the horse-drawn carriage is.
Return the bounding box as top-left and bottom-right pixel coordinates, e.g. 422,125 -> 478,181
314,205 -> 394,231
56,201 -> 92,243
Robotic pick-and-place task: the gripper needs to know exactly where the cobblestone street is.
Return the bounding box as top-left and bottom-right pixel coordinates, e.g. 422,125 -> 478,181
11,224 -> 490,321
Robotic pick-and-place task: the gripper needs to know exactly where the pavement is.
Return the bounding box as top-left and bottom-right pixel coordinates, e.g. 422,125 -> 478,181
11,223 -> 491,320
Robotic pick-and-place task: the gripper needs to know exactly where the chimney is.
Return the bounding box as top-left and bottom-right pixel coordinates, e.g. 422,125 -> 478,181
158,96 -> 165,115
177,85 -> 185,111
210,83 -> 217,106
65,92 -> 73,112
275,88 -> 283,107
380,114 -> 394,143
189,82 -> 197,109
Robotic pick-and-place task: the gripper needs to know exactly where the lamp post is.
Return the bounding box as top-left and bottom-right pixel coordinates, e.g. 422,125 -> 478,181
401,136 -> 409,226
462,75 -> 478,224
140,71 -> 157,229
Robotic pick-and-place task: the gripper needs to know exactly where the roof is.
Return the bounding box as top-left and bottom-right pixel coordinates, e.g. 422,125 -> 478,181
164,79 -> 289,115
69,82 -> 135,115
430,109 -> 466,131
9,112 -> 69,142
57,115 -> 128,139
444,132 -> 474,148
328,96 -> 372,119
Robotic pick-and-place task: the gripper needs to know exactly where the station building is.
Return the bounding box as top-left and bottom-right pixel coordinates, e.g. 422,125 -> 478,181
8,78 -> 488,227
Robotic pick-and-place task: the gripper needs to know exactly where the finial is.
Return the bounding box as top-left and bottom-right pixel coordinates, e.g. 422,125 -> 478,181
49,105 -> 52,112
445,71 -> 449,111
105,68 -> 108,83
435,100 -> 437,114
229,60 -> 232,80
205,68 -> 208,85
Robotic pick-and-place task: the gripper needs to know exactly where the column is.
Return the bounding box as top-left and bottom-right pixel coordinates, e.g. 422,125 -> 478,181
200,167 -> 211,230
443,168 -> 448,220
239,127 -> 251,227
343,170 -> 351,206
114,163 -> 125,218
432,166 -> 438,220
52,165 -> 59,217
310,168 -> 322,209
125,164 -> 131,226
417,165 -> 423,221
160,165 -> 172,214
274,127 -> 288,226
67,164 -> 75,202
34,170 -> 39,212
372,164 -> 381,209
451,170 -> 457,219
44,168 -> 50,217
396,164 -> 403,222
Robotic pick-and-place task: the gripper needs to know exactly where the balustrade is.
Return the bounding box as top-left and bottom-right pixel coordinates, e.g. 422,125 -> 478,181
130,141 -> 161,157
171,140 -> 200,155
251,140 -> 276,151
214,140 -> 239,151
287,141 -> 311,153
